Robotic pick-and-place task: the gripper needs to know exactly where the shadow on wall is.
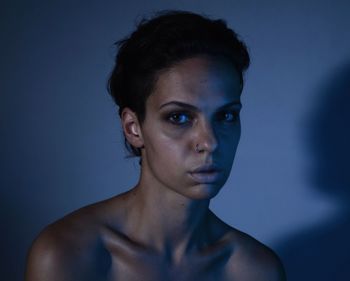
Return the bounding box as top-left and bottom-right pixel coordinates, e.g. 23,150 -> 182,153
276,62 -> 350,280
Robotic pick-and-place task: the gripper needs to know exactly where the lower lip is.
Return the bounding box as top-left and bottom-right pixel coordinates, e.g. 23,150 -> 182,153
189,171 -> 221,183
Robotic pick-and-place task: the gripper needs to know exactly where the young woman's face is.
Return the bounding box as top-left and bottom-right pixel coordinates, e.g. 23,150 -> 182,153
139,56 -> 242,200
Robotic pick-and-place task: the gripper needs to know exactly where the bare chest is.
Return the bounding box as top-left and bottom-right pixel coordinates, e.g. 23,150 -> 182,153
105,249 -> 231,281
97,221 -> 236,281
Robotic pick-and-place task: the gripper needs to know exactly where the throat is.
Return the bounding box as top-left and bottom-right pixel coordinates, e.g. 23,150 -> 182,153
123,185 -> 211,256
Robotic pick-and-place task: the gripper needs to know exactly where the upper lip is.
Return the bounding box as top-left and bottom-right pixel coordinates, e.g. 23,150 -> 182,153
190,164 -> 221,173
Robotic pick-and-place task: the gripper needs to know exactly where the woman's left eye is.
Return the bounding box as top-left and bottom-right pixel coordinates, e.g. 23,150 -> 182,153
219,111 -> 238,122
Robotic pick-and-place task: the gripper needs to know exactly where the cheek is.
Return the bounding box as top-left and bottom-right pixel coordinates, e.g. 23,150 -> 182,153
144,128 -> 189,166
161,125 -> 191,141
217,127 -> 241,161
145,136 -> 189,186
155,124 -> 193,152
217,123 -> 241,143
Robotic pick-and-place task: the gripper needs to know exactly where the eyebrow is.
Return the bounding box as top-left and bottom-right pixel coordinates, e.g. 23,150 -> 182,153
159,100 -> 242,111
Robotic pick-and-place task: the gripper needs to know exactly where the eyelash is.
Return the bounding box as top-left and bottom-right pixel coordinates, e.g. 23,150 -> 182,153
167,111 -> 193,125
217,111 -> 239,123
166,110 -> 239,126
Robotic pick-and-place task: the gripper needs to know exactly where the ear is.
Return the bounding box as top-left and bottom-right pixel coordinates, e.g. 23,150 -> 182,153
121,108 -> 144,149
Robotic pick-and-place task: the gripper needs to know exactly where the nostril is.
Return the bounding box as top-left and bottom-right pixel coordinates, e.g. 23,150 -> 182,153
195,121 -> 219,152
199,138 -> 218,153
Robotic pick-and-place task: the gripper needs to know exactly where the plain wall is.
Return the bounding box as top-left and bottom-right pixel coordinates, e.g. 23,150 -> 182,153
1,0 -> 350,280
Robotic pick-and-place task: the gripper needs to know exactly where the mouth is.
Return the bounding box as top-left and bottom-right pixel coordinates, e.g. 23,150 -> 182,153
189,164 -> 222,183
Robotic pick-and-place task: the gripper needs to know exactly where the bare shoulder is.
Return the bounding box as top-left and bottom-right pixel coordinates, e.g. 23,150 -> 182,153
225,228 -> 286,281
25,198 -> 117,281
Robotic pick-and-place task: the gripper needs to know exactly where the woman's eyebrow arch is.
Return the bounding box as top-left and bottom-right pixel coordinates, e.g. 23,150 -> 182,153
159,101 -> 242,111
218,101 -> 242,110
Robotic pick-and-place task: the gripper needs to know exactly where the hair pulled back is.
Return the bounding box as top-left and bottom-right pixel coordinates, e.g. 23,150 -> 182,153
108,10 -> 250,158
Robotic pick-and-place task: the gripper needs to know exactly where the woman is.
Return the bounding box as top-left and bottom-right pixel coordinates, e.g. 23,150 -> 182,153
26,10 -> 286,281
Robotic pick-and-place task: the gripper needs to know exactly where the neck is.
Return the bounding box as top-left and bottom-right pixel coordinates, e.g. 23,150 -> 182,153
123,180 -> 211,259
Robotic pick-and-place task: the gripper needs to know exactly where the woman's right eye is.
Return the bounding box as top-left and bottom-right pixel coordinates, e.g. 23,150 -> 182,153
167,112 -> 192,125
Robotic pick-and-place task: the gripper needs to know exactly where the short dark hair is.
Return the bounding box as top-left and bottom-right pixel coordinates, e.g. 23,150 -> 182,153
107,10 -> 250,158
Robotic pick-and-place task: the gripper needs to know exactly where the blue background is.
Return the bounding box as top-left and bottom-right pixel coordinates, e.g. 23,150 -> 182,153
1,0 -> 350,280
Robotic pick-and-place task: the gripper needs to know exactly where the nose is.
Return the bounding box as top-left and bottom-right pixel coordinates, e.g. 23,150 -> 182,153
194,119 -> 218,153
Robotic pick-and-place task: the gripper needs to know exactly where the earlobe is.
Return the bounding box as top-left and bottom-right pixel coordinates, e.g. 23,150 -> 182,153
121,108 -> 144,148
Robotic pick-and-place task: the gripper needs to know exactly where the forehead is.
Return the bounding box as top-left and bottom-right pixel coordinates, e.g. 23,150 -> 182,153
149,56 -> 242,110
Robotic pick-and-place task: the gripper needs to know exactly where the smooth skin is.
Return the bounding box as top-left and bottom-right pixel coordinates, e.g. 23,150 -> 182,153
26,56 -> 286,281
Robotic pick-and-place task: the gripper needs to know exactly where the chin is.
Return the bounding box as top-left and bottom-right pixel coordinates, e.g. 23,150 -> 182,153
185,183 -> 223,200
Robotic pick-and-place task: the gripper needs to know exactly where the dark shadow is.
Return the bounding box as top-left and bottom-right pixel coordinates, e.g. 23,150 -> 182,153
275,63 -> 350,280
